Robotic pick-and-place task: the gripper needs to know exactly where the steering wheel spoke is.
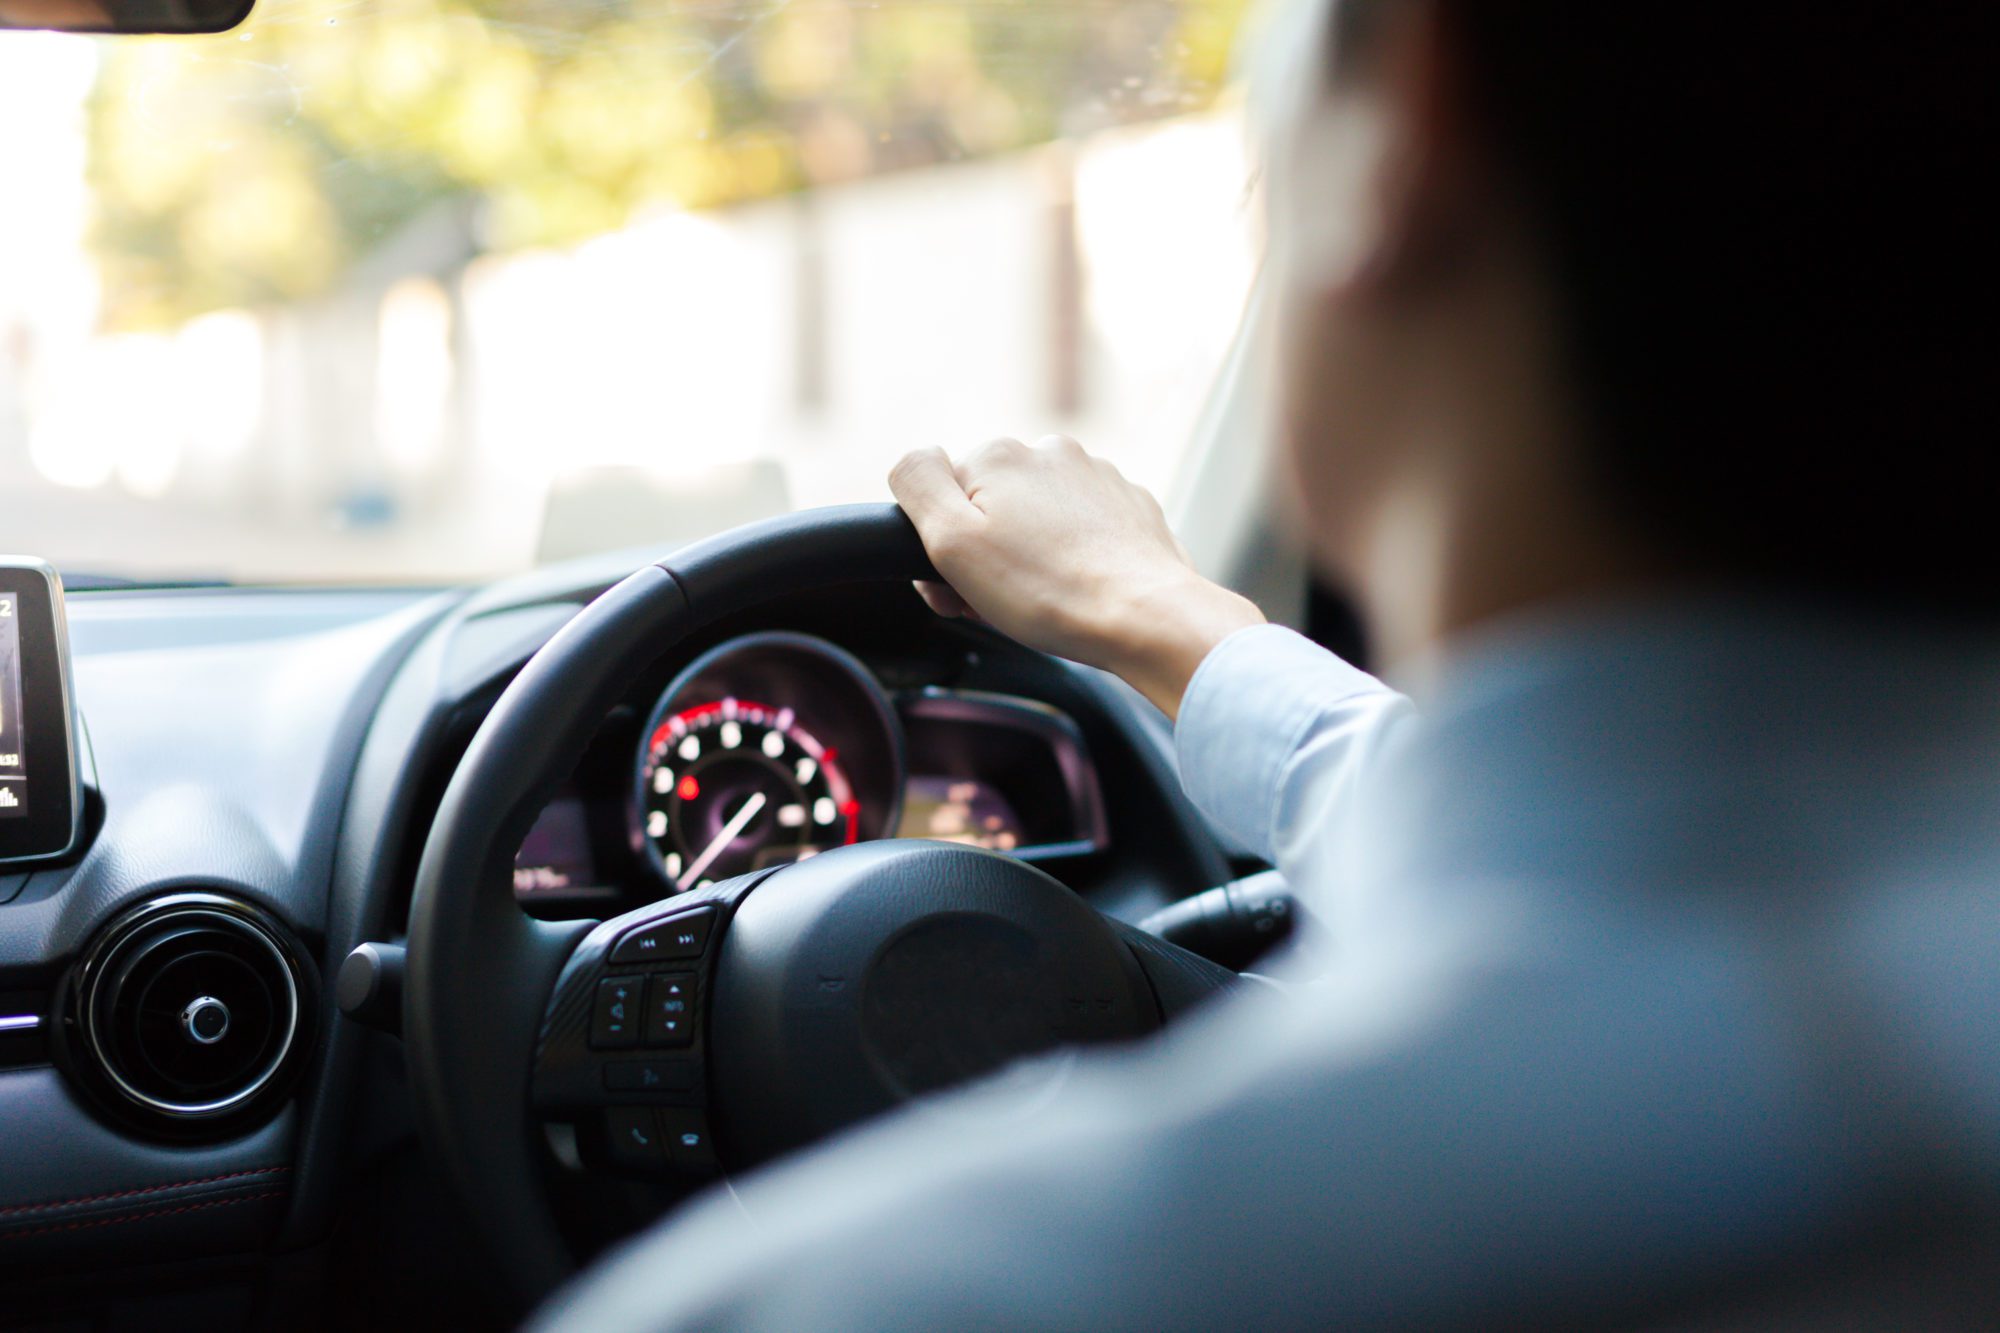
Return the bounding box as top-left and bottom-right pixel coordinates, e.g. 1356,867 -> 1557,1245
531,875 -> 769,1181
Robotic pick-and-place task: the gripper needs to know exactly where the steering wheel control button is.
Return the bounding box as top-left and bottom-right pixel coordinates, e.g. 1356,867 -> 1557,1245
589,978 -> 642,1049
658,1107 -> 720,1174
610,910 -> 714,965
603,1107 -> 666,1171
179,995 -> 232,1046
602,1059 -> 695,1094
643,973 -> 696,1046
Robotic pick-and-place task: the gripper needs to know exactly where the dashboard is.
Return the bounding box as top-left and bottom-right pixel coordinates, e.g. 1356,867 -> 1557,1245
513,631 -> 1108,915
0,553 -> 1234,1326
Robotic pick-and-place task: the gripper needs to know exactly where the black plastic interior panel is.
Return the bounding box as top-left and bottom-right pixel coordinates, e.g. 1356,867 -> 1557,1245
0,1066 -> 294,1276
0,588 -> 452,1292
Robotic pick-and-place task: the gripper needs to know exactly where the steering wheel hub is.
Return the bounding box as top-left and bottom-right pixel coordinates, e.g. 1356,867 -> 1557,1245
709,841 -> 1159,1167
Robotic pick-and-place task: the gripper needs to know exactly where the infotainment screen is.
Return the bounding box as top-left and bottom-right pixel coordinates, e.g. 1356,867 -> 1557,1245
1,591 -> 24,815
0,559 -> 81,864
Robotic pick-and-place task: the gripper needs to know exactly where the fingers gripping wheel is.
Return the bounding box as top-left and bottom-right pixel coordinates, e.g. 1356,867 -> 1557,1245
532,842 -> 1162,1180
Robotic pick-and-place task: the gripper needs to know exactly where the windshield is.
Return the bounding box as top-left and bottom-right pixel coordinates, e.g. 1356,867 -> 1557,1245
0,0 -> 1257,585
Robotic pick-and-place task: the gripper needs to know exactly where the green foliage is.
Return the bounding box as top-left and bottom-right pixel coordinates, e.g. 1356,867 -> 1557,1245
86,0 -> 1251,329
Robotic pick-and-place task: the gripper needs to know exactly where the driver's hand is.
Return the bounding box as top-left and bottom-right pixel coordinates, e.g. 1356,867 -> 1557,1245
890,436 -> 1264,718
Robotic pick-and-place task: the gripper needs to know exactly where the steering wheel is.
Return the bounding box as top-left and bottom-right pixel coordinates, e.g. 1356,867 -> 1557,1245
403,505 -> 1235,1310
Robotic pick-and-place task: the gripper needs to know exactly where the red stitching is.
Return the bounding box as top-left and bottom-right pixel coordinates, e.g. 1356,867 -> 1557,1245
0,1189 -> 286,1242
0,1166 -> 290,1218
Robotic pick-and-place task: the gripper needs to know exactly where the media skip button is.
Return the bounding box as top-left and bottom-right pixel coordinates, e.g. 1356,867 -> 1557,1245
610,909 -> 715,964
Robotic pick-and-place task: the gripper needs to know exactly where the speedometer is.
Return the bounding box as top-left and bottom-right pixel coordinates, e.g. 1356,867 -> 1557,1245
639,700 -> 858,889
633,632 -> 905,892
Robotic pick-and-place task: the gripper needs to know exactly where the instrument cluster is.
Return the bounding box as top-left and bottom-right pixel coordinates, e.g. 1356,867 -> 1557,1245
513,631 -> 1108,913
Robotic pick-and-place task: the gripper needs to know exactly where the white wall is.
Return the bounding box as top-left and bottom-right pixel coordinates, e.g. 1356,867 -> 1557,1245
1,102 -> 1256,583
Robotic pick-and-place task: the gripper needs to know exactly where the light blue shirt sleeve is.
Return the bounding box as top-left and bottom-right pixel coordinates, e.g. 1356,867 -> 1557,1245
1174,624 -> 1418,872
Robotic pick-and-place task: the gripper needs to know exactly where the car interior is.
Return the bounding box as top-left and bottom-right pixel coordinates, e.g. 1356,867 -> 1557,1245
0,4 -> 1321,1324
11,0 -> 1990,1328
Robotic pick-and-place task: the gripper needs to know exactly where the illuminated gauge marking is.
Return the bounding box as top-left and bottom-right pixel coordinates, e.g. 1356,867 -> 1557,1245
638,699 -> 860,889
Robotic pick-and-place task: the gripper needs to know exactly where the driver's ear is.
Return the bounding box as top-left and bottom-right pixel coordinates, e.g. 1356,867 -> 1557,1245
1299,0 -> 1488,306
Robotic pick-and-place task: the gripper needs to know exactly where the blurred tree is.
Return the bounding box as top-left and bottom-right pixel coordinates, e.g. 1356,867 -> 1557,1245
86,0 -> 1251,330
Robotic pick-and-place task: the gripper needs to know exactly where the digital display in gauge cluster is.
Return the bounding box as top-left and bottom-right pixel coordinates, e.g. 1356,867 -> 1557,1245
895,776 -> 1025,851
512,785 -> 600,896
897,691 -> 1108,861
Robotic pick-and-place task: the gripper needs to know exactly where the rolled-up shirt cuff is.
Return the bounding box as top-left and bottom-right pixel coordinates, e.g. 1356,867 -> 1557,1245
1174,624 -> 1394,862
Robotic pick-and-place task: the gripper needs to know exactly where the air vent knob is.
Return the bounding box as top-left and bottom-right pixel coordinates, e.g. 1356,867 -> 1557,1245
180,995 -> 232,1045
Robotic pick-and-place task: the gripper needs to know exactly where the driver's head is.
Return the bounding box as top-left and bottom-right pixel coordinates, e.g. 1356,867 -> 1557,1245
1258,1 -> 1991,659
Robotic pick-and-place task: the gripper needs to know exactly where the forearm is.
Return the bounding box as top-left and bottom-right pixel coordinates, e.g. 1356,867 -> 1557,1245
1094,571 -> 1268,720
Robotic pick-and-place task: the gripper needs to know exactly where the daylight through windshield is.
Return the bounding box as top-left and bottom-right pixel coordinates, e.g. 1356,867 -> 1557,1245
0,0 -> 1256,583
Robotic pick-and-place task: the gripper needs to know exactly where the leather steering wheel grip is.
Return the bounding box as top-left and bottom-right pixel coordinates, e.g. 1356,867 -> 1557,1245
403,505 -> 936,1309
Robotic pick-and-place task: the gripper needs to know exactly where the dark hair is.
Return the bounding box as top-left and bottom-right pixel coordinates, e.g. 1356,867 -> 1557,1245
1334,4 -> 1993,612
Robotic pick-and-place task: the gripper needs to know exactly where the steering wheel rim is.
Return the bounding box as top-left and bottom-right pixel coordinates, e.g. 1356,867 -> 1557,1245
404,505 -> 938,1307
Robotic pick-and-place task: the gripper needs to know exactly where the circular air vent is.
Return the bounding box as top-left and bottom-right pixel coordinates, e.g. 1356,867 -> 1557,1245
66,893 -> 311,1134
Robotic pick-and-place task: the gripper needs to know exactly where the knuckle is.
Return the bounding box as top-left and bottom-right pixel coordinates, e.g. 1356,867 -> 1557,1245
887,448 -> 937,489
968,436 -> 1026,468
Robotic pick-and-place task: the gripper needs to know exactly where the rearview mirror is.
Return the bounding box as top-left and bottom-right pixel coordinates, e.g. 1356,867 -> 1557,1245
0,0 -> 249,33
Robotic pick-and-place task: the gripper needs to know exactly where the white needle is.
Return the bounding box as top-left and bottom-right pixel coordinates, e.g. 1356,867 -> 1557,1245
678,790 -> 767,889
